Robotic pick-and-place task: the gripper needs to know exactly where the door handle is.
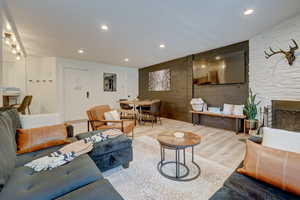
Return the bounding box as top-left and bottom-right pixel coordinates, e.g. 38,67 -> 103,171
86,91 -> 90,99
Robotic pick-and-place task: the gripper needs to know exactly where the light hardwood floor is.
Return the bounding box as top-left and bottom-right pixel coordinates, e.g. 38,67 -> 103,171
70,118 -> 248,170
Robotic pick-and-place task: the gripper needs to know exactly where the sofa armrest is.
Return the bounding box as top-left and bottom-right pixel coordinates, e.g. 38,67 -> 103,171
65,124 -> 74,137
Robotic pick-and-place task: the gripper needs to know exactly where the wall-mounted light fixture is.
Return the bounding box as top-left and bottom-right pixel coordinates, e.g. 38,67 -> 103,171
3,31 -> 23,61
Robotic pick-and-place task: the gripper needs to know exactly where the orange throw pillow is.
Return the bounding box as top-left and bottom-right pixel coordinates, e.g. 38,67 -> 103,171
17,124 -> 70,154
238,140 -> 300,196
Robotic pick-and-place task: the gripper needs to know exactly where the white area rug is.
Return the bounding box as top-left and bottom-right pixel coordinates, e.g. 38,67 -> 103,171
103,136 -> 233,200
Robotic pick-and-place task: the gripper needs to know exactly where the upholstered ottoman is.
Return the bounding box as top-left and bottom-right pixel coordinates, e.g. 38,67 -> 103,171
76,130 -> 133,171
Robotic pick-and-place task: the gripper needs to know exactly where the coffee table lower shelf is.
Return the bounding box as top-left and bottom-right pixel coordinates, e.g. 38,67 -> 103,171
157,145 -> 201,182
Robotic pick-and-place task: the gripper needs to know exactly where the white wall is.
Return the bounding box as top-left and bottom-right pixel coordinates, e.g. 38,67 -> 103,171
56,58 -> 138,121
249,14 -> 300,108
0,12 -> 3,87
26,56 -> 57,114
0,13 -> 3,107
2,49 -> 26,95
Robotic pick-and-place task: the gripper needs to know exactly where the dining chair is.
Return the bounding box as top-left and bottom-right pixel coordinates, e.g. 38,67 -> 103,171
119,99 -> 137,121
141,100 -> 162,127
9,95 -> 32,115
119,99 -> 133,110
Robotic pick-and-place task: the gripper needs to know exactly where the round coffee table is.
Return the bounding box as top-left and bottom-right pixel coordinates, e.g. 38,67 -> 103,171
157,131 -> 201,181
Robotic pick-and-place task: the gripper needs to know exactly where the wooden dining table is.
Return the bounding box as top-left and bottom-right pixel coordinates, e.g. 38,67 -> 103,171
118,99 -> 159,121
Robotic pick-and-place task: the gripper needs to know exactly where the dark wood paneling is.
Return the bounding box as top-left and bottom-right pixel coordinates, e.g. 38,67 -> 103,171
139,41 -> 249,125
139,56 -> 193,122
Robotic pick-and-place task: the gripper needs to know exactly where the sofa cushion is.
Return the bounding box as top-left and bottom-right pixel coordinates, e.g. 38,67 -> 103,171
262,127 -> 300,154
56,179 -> 124,200
16,145 -> 63,167
17,124 -> 70,154
223,104 -> 234,115
0,115 -> 16,189
224,171 -> 300,200
0,109 -> 21,139
0,111 -> 14,146
238,140 -> 300,196
0,154 -> 103,200
76,131 -> 132,156
209,186 -> 246,200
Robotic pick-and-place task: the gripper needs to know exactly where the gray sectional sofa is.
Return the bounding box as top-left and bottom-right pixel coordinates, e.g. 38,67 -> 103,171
0,108 -> 130,200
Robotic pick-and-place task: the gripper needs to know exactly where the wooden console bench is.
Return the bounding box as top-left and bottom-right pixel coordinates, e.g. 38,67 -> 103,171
190,111 -> 246,134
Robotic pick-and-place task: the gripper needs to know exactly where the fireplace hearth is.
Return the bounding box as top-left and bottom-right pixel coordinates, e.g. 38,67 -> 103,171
272,100 -> 300,132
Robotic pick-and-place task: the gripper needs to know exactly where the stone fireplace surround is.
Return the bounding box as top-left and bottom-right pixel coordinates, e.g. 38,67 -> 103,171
272,100 -> 300,132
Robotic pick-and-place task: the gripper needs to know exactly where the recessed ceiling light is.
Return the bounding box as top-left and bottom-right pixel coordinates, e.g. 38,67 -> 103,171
201,65 -> 206,69
215,56 -> 221,60
124,58 -> 129,62
159,44 -> 165,48
101,25 -> 109,31
244,9 -> 254,15
78,49 -> 84,54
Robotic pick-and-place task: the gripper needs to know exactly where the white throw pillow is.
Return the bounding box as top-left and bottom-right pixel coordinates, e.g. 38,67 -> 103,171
262,127 -> 300,154
223,104 -> 234,115
104,110 -> 120,126
110,110 -> 120,120
20,113 -> 62,129
233,105 -> 244,115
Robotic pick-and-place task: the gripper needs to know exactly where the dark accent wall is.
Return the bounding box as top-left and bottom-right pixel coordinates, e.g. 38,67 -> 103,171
139,56 -> 193,122
139,41 -> 249,124
192,41 -> 249,129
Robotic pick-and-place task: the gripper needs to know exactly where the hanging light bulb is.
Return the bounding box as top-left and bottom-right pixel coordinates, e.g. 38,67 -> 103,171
11,44 -> 17,54
16,52 -> 21,61
5,39 -> 10,45
16,45 -> 21,51
6,23 -> 12,31
4,32 -> 12,45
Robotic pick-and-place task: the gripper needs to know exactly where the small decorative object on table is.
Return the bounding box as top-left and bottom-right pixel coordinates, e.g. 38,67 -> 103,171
174,132 -> 184,138
190,98 -> 205,111
208,107 -> 221,114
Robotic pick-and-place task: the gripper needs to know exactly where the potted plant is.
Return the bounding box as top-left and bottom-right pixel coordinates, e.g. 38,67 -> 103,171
244,89 -> 260,131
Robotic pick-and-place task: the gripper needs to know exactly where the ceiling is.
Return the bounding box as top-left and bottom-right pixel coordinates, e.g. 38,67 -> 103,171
4,0 -> 300,68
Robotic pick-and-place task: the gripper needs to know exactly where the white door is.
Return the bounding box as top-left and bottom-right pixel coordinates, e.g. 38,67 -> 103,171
64,68 -> 91,121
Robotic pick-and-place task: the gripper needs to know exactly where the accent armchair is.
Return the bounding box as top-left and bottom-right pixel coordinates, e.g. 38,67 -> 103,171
87,105 -> 135,138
